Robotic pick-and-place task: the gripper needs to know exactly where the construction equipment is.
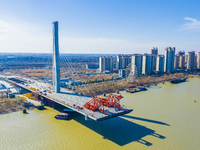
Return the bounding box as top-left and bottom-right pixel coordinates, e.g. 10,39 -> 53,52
83,97 -> 106,111
24,93 -> 34,100
104,94 -> 123,108
29,87 -> 37,91
83,94 -> 124,112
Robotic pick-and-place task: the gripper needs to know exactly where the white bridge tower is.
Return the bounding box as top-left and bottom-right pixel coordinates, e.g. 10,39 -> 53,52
52,21 -> 60,93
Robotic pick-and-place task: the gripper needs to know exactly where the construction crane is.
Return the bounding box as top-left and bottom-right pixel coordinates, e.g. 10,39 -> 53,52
104,94 -> 123,107
83,96 -> 106,112
83,94 -> 124,113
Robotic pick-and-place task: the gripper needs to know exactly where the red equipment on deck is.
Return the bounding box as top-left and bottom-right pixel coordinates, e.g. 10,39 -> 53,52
83,96 -> 107,111
83,94 -> 124,112
104,94 -> 123,107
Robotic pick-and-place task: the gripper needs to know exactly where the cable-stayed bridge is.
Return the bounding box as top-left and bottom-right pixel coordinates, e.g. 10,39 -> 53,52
3,21 -> 133,121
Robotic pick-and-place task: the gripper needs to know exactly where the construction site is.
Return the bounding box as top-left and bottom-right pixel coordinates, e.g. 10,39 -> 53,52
4,76 -> 132,121
0,21 -> 133,121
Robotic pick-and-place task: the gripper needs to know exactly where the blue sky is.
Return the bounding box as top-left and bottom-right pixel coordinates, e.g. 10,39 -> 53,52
0,0 -> 200,54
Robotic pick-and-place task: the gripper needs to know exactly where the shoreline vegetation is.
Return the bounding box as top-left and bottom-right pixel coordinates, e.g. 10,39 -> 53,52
0,98 -> 34,115
76,73 -> 199,97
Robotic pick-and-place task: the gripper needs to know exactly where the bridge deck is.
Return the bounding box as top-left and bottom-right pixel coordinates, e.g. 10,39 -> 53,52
4,76 -> 133,121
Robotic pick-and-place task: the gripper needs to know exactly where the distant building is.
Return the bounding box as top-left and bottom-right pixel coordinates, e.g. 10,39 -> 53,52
179,54 -> 185,68
185,55 -> 188,64
6,56 -> 15,61
60,78 -> 73,82
156,55 -> 164,73
142,54 -> 152,75
177,50 -> 185,56
117,54 -> 131,71
118,69 -> 126,78
174,54 -> 180,69
164,47 -> 175,72
59,78 -> 73,86
103,70 -> 111,74
195,54 -> 197,68
198,52 -> 200,69
86,63 -> 99,69
99,56 -> 113,72
150,47 -> 158,55
151,55 -> 157,72
187,51 -> 195,70
131,54 -> 142,76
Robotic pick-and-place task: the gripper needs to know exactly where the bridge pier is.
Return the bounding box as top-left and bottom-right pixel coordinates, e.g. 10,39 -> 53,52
44,98 -> 54,109
85,115 -> 88,120
52,101 -> 54,109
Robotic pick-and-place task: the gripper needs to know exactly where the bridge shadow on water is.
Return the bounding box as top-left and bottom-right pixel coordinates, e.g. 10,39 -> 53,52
50,102 -> 168,146
37,106 -> 47,111
72,114 -> 168,146
122,115 -> 170,126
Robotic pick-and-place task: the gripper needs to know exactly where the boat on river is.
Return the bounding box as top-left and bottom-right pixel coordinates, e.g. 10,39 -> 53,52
126,88 -> 137,93
126,86 -> 147,93
170,77 -> 187,84
55,111 -> 77,120
137,86 -> 147,91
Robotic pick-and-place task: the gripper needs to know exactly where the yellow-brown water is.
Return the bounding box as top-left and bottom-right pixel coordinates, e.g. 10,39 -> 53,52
1,78 -> 200,150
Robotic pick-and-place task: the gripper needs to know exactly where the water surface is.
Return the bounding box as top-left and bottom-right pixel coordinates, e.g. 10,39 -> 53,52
0,78 -> 200,150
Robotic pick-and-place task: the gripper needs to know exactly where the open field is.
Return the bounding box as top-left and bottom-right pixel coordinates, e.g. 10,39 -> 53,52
76,73 -> 186,96
3,68 -> 112,82
0,98 -> 26,114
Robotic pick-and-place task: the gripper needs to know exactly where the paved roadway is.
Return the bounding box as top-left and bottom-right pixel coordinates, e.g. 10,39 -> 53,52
4,76 -> 133,121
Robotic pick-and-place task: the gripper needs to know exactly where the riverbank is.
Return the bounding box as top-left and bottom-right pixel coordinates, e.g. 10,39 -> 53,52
77,73 -> 186,96
188,74 -> 200,78
0,98 -> 34,115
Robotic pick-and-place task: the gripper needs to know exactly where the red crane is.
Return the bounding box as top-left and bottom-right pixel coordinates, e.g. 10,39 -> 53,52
104,94 -> 123,109
83,96 -> 107,112
83,94 -> 124,112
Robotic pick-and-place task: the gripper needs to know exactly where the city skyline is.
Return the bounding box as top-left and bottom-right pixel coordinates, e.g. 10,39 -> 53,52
0,0 -> 200,54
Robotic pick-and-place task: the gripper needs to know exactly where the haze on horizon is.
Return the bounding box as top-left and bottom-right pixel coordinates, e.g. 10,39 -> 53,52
0,0 -> 200,55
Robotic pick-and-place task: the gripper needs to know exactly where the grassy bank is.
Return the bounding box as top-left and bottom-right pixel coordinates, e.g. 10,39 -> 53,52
76,73 -> 186,97
0,98 -> 27,114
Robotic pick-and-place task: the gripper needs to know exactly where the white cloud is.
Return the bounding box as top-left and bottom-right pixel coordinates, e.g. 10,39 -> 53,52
179,17 -> 200,31
0,19 -> 170,54
0,19 -> 52,53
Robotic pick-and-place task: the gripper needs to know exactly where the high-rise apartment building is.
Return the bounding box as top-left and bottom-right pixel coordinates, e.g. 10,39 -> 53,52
179,54 -> 185,68
164,47 -> 175,72
151,47 -> 158,55
185,55 -> 188,64
117,54 -> 131,71
99,56 -> 113,72
174,53 -> 186,69
142,54 -> 152,75
198,52 -> 200,69
131,54 -> 142,76
151,55 -> 157,72
195,54 -> 197,68
156,55 -> 164,73
174,54 -> 180,69
187,51 -> 195,70
177,50 -> 185,56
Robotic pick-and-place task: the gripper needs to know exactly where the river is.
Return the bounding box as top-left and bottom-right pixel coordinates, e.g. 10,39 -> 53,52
0,78 -> 200,150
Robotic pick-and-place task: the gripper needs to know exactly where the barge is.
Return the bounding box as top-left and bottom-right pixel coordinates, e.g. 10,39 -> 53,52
126,86 -> 147,93
55,111 -> 77,120
170,77 -> 187,84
